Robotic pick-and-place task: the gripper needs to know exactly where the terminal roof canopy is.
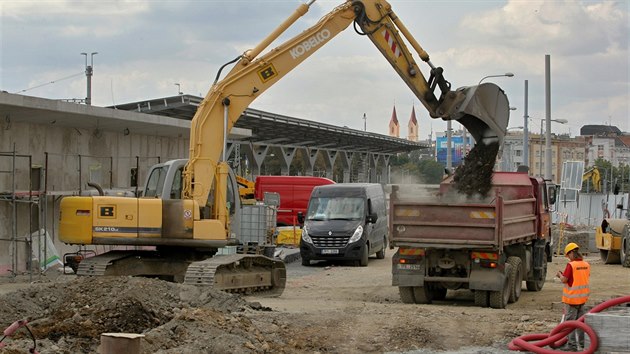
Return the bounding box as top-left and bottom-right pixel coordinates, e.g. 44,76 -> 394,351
0,92 -> 426,155
110,94 -> 427,154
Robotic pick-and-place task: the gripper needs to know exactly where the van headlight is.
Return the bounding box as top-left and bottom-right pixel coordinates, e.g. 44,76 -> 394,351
348,225 -> 363,243
301,227 -> 313,244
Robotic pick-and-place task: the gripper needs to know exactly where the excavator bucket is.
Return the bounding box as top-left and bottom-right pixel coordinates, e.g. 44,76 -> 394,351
449,82 -> 510,146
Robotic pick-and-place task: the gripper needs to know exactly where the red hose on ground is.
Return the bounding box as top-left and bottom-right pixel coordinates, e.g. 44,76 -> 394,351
509,295 -> 630,354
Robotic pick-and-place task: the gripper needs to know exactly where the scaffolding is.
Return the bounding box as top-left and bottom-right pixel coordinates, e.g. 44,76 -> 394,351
0,147 -> 42,280
0,147 -> 168,280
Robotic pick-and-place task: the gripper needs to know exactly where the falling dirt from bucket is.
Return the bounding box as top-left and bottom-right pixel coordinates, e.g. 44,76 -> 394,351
453,142 -> 499,198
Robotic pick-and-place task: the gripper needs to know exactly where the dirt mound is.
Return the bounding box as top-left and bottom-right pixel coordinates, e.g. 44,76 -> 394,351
0,276 -> 270,353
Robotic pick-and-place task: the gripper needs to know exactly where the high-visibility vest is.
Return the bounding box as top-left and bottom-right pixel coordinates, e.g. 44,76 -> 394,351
562,260 -> 590,305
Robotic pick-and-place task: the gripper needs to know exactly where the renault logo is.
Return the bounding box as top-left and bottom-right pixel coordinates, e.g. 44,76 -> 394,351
328,231 -> 332,236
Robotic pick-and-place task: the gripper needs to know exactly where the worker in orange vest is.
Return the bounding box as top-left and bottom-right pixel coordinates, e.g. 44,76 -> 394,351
556,242 -> 591,351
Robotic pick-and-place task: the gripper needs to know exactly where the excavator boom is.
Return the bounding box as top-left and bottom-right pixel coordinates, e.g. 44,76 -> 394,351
184,0 -> 510,223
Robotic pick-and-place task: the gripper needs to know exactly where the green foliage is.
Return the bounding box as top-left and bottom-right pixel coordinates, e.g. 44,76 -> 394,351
389,152 -> 444,184
583,159 -> 630,194
418,159 -> 445,184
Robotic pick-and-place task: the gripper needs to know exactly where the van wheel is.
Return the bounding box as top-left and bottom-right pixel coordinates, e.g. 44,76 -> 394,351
301,257 -> 310,266
376,237 -> 386,259
359,244 -> 369,267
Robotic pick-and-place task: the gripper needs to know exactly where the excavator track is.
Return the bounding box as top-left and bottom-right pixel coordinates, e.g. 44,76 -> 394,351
76,250 -> 138,276
73,251 -> 287,297
183,254 -> 287,297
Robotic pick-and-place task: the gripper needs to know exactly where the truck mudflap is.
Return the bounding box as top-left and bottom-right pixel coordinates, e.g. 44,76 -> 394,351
183,254 -> 287,297
391,249 -> 425,287
74,251 -> 287,297
469,268 -> 507,292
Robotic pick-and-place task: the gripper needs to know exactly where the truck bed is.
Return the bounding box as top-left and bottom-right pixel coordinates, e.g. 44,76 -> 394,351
389,184 -> 538,250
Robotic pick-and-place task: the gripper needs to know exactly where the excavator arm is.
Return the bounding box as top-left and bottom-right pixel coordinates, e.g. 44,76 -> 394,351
184,0 -> 510,236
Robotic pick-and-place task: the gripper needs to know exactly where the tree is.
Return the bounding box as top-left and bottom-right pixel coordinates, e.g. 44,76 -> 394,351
418,159 -> 445,184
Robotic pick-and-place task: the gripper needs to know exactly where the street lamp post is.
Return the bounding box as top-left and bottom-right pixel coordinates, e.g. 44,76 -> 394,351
478,72 -> 515,85
523,80 -> 529,170
533,118 -> 567,179
81,51 -> 98,105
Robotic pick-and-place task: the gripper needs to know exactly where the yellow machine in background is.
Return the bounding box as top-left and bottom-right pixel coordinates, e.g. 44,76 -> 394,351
596,218 -> 630,267
236,175 -> 256,201
59,0 -> 511,294
583,167 -> 601,193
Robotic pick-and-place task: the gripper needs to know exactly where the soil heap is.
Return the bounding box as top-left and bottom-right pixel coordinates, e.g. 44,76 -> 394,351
453,142 -> 499,198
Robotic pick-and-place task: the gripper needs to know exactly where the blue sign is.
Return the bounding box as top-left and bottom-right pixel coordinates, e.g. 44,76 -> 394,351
436,136 -> 472,166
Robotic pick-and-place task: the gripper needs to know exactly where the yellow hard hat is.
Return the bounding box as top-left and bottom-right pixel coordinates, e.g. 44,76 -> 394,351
564,242 -> 579,255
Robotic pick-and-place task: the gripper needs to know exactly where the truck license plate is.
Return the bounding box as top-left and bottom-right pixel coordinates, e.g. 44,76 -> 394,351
321,249 -> 339,255
397,264 -> 421,270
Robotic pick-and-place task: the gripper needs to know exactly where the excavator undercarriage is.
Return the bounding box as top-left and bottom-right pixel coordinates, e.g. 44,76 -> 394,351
73,250 -> 286,297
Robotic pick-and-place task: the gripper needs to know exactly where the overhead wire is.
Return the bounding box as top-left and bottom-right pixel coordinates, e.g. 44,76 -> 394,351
13,71 -> 84,94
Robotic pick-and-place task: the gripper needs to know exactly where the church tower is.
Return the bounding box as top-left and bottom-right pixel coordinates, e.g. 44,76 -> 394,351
407,106 -> 418,141
388,106 -> 399,138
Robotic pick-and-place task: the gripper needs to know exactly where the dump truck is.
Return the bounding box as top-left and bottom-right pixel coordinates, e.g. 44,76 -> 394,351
389,172 -> 556,309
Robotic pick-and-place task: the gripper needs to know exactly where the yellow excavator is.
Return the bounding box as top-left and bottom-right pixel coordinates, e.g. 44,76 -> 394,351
59,0 -> 510,295
583,167 -> 601,193
236,175 -> 256,200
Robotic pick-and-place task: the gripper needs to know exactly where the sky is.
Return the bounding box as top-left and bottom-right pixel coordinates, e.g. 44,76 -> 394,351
1,0 -> 628,139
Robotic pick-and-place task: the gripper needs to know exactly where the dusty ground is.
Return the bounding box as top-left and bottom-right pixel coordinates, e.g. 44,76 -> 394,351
0,248 -> 628,354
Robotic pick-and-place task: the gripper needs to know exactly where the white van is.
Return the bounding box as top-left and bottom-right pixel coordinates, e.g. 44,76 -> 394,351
299,183 -> 388,267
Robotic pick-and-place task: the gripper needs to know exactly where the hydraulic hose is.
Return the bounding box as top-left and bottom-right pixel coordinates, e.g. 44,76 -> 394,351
509,295 -> 630,354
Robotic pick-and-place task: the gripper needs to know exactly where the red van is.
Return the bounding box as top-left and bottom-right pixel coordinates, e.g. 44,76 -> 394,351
254,176 -> 335,226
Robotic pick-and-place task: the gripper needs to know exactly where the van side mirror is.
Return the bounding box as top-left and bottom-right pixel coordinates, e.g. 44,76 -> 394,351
297,212 -> 304,224
366,212 -> 378,223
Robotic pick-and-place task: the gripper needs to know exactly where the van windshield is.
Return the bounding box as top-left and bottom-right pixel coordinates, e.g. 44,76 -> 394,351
306,197 -> 364,221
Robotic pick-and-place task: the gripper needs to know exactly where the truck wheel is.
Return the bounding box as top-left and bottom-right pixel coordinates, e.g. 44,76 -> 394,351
526,248 -> 547,292
489,265 -> 510,309
622,224 -> 630,268
430,286 -> 447,301
413,286 -> 432,304
376,237 -> 386,259
399,286 -> 415,304
507,256 -> 522,303
359,244 -> 369,267
474,290 -> 489,307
